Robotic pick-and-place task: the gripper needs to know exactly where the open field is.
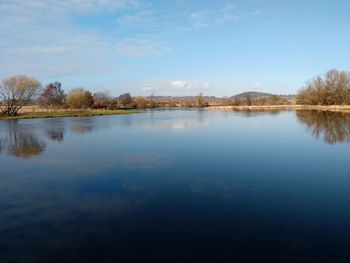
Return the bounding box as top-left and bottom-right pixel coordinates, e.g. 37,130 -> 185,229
0,106 -> 141,120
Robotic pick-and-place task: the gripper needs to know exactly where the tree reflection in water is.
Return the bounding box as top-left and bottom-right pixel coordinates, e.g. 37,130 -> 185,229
296,110 -> 350,144
46,119 -> 65,142
0,121 -> 46,158
46,130 -> 64,142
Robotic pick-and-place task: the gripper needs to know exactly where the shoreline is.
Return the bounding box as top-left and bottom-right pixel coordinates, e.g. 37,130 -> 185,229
208,105 -> 350,112
2,104 -> 350,120
0,109 -> 141,120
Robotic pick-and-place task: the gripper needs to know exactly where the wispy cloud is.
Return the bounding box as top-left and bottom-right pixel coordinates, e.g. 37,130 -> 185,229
0,28 -> 112,78
0,26 -> 112,79
67,0 -> 143,14
0,0 -> 142,17
116,37 -> 170,57
0,0 -> 149,79
118,10 -> 154,27
171,80 -> 210,91
0,0 -> 264,95
140,79 -> 210,95
189,4 -> 262,28
141,83 -> 156,92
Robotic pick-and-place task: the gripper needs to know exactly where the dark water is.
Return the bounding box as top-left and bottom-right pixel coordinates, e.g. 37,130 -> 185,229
1,109 -> 350,262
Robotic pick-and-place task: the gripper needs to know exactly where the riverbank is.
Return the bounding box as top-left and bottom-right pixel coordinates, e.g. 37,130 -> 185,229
0,109 -> 141,120
3,104 -> 350,120
208,105 -> 350,112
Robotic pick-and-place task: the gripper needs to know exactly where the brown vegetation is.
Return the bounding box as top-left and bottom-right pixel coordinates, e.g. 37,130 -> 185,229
119,93 -> 133,108
39,82 -> 66,108
296,110 -> 350,144
92,91 -> 116,109
296,69 -> 350,105
66,88 -> 93,109
230,94 -> 290,106
2,69 -> 350,119
0,121 -> 46,158
0,75 -> 41,116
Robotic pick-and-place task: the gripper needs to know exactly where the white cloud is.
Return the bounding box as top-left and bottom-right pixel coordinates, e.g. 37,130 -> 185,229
171,80 -> 210,91
0,0 -> 261,88
69,0 -> 143,14
116,38 -> 170,57
189,5 -> 262,28
189,11 -> 212,27
141,83 -> 155,92
0,23 -> 112,79
118,10 -> 154,27
0,0 -> 165,79
0,0 -> 142,17
139,79 -> 210,95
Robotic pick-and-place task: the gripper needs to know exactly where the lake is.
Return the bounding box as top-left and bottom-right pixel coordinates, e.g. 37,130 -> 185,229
1,109 -> 350,262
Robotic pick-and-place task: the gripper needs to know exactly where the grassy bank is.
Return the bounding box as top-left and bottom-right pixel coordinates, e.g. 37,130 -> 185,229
0,109 -> 141,120
3,104 -> 350,120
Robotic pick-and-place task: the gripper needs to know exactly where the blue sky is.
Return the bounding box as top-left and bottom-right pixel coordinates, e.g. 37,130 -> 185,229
0,0 -> 349,96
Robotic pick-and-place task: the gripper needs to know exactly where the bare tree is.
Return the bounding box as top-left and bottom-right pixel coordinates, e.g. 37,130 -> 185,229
93,90 -> 111,109
0,75 -> 41,116
196,92 -> 208,107
39,82 -> 65,108
297,69 -> 350,105
119,93 -> 133,107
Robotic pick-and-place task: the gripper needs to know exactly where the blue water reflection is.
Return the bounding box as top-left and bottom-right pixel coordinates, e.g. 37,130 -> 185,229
1,110 -> 350,262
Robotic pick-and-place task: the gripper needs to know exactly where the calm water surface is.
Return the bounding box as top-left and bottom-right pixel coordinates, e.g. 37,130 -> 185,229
1,109 -> 350,262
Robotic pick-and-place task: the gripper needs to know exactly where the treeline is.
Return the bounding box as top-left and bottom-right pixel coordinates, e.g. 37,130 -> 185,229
42,85 -> 209,109
229,95 -> 290,106
0,75 -> 209,117
218,95 -> 290,106
5,70 -> 348,117
296,69 -> 350,105
38,83 -> 160,110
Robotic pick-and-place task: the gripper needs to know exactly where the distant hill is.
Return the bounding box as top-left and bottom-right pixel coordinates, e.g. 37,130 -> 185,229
149,96 -> 224,103
231,92 -> 295,102
230,92 -> 272,100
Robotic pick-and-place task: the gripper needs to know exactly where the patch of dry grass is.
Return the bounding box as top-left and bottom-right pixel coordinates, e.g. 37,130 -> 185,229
0,106 -> 141,120
208,105 -> 350,113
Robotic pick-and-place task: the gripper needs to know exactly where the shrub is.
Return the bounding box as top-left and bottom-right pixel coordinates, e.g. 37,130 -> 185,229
66,88 -> 93,109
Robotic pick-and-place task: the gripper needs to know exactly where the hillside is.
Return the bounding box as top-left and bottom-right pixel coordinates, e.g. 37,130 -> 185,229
230,92 -> 272,100
231,92 -> 295,102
